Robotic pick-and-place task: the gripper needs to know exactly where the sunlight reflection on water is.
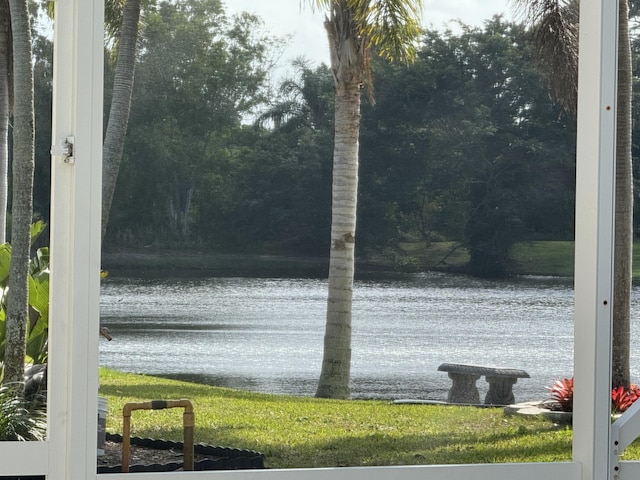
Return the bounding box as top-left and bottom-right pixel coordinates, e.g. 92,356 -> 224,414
99,272 -> 639,401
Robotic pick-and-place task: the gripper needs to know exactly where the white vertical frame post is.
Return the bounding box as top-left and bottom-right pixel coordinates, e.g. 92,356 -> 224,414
573,0 -> 618,480
48,0 -> 104,478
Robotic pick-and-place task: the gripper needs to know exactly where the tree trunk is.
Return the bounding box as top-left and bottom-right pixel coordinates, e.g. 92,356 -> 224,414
0,0 -> 10,245
612,0 -> 632,389
316,77 -> 361,399
3,0 -> 34,387
181,186 -> 194,240
102,0 -> 141,240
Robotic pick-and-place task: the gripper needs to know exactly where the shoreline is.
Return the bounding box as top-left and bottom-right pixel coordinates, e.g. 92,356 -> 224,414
100,248 -> 410,278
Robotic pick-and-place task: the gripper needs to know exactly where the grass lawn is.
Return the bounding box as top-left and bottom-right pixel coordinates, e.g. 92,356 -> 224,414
400,240 -> 640,279
99,369 -> 640,469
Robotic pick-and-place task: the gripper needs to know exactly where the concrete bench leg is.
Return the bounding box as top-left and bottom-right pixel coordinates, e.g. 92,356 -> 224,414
447,372 -> 481,404
484,376 -> 517,405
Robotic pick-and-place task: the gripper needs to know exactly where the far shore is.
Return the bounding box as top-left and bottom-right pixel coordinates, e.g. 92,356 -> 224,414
100,239 -> 608,278
100,248 -> 408,278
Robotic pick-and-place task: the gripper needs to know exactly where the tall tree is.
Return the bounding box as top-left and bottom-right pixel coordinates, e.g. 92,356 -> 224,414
3,0 -> 34,386
0,0 -> 10,245
108,0 -> 272,244
514,0 -> 633,387
256,59 -> 333,131
310,0 -> 422,399
102,0 -> 142,240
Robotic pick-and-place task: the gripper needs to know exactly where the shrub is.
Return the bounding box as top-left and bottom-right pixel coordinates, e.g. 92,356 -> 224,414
0,383 -> 46,441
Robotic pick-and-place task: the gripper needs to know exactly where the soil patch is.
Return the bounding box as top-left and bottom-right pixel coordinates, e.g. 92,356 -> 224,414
97,434 -> 265,473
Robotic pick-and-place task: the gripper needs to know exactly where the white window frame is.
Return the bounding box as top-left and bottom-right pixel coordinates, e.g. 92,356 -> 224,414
1,0 -> 638,478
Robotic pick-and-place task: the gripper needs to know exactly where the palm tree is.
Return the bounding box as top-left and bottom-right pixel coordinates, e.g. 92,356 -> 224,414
102,0 -> 143,240
0,0 -> 11,245
256,59 -> 333,131
309,0 -> 422,399
3,0 -> 35,386
514,0 -> 633,388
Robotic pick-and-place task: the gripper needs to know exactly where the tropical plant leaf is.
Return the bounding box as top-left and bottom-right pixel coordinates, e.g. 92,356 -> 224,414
0,239 -> 50,368
0,243 -> 11,289
29,220 -> 46,246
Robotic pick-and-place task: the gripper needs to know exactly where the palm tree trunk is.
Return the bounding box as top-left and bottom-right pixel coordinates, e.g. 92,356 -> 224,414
316,78 -> 361,399
612,0 -> 632,389
3,0 -> 34,387
0,0 -> 10,245
102,0 -> 141,240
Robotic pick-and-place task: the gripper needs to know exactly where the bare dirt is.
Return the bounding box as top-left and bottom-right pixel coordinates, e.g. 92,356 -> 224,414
98,441 -> 210,470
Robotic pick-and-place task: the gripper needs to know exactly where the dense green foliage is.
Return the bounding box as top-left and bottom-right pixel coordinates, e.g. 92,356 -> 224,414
25,2 -> 640,276
0,383 -> 46,441
106,13 -> 578,277
0,221 -> 50,378
360,20 -> 576,276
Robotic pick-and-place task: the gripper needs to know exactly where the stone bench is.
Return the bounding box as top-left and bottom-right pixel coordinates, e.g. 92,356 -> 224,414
437,363 -> 530,405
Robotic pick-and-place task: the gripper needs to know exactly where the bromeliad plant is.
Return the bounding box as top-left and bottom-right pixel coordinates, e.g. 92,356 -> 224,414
547,378 -> 574,412
548,377 -> 640,413
611,384 -> 640,413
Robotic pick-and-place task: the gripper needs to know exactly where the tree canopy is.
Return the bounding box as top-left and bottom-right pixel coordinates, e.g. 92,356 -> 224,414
27,6 -> 608,277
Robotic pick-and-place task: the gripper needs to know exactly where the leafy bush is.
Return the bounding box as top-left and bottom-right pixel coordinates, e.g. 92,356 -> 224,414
0,383 -> 46,441
0,221 -> 50,380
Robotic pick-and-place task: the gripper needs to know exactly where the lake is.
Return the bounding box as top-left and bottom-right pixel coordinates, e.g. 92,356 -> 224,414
98,272 -> 640,402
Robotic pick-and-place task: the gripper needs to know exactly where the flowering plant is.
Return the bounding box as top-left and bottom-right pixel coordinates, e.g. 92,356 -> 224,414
547,377 -> 640,413
547,378 -> 574,412
611,384 -> 640,413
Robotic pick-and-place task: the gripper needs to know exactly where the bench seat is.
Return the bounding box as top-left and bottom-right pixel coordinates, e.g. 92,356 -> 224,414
438,363 -> 530,405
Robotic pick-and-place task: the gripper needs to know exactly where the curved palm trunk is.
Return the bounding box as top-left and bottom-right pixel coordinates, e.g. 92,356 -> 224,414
316,78 -> 361,399
0,0 -> 10,245
3,0 -> 34,386
612,0 -> 632,389
102,0 -> 141,240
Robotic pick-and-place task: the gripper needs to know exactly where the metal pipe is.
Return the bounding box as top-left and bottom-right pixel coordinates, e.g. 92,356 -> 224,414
121,399 -> 195,472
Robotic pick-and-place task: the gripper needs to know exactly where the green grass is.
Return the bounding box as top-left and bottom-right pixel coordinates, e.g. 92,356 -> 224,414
510,241 -> 575,276
99,368 -> 640,469
511,240 -> 640,278
399,240 -> 640,279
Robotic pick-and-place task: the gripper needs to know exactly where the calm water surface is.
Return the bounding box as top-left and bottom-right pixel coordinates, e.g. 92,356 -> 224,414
99,272 -> 640,402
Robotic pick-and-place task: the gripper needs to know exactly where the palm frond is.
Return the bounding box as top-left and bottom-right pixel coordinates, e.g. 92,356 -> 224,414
355,0 -> 423,63
512,0 -> 578,114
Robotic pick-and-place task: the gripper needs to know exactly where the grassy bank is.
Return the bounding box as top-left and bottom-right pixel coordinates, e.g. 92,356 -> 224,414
101,240 -> 613,278
401,240 -> 640,278
397,240 -> 577,276
101,250 -> 331,277
99,369 -> 640,469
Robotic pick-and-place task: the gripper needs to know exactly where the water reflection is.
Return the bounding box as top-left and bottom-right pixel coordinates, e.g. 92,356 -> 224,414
99,272 -> 635,401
